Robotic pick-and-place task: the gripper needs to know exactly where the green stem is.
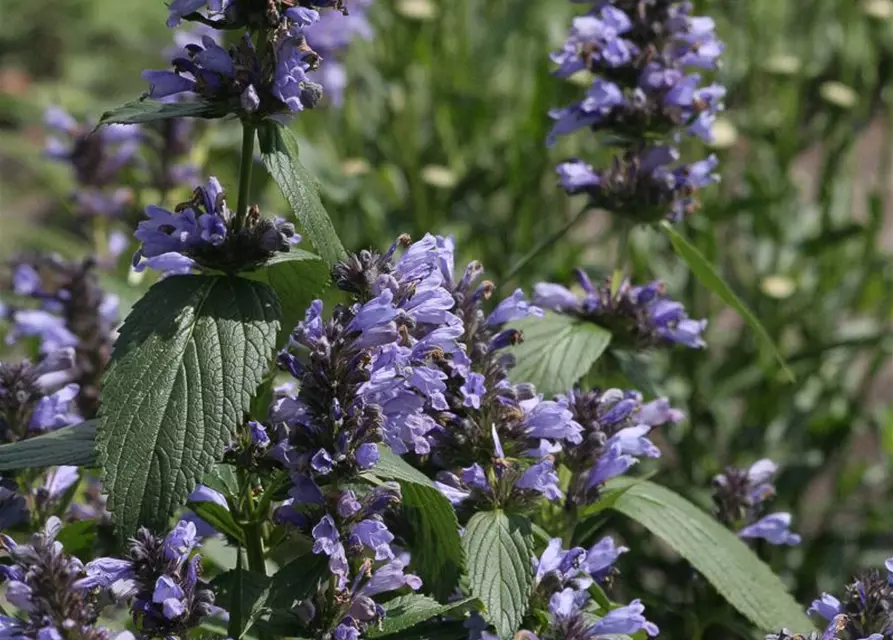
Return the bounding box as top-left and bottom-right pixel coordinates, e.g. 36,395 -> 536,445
244,521 -> 266,575
234,123 -> 257,232
502,205 -> 592,285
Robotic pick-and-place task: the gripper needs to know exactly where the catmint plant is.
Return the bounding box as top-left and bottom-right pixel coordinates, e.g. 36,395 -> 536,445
549,0 -> 725,223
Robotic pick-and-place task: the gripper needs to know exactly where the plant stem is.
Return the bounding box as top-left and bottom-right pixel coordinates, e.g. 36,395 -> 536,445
244,521 -> 266,575
502,205 -> 591,286
235,123 -> 257,232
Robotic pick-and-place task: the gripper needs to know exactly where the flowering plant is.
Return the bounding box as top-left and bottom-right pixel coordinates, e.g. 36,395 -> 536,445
0,1 -> 874,640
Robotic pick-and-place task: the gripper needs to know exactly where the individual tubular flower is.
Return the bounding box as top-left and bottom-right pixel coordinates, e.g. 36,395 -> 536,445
132,176 -> 299,274
304,0 -> 373,107
44,107 -> 138,219
712,458 -> 801,546
5,255 -> 119,417
76,520 -> 221,637
534,268 -> 707,349
0,517 -> 128,640
549,0 -> 725,223
558,386 -> 682,506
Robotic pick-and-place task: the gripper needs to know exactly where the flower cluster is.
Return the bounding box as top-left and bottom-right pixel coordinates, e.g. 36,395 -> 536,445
476,536 -> 659,640
132,176 -> 298,274
5,255 -> 119,417
713,458 -> 801,546
76,520 -> 221,637
44,107 -> 138,219
145,1 -> 360,119
549,0 -> 725,222
0,517 -> 129,640
560,387 -> 682,506
534,268 -> 707,349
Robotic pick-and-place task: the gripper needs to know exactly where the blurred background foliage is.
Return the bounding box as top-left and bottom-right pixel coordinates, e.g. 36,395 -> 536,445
3,0 -> 893,636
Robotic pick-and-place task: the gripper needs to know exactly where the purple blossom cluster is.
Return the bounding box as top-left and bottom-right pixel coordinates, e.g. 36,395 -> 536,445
0,517 -> 132,640
146,1 -> 362,119
470,536 -> 658,640
560,387 -> 682,506
713,459 -> 801,547
76,520 -> 222,637
764,559 -> 893,640
44,107 -> 139,219
131,176 -> 299,274
549,0 -> 725,223
534,268 -> 707,350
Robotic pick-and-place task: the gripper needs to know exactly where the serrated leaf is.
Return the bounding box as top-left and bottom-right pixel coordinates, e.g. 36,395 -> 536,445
374,621 -> 469,640
366,447 -> 464,600
244,249 -> 329,347
268,552 -> 328,609
97,275 -> 280,536
369,595 -> 479,637
463,510 -> 535,639
607,478 -> 813,631
187,501 -> 245,545
98,99 -> 230,125
661,222 -> 794,382
0,420 -> 97,471
258,122 -> 347,266
509,311 -> 612,397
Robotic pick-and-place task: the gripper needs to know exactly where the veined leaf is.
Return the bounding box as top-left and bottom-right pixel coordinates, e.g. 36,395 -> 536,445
258,122 -> 347,266
607,478 -> 813,631
97,275 -> 280,536
0,420 -> 97,470
463,510 -> 535,639
244,249 -> 329,347
509,311 -> 612,396
368,594 -> 479,637
98,99 -> 231,125
661,222 -> 794,381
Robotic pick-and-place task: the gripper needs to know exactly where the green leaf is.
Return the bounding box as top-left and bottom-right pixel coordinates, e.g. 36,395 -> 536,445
369,595 -> 479,638
212,569 -> 271,638
55,520 -> 98,561
374,621 -> 469,640
607,478 -> 814,631
187,501 -> 245,545
98,99 -> 230,125
367,447 -> 465,600
244,249 -> 330,347
463,510 -> 535,639
661,222 -> 794,382
0,420 -> 97,471
97,275 -> 280,536
509,311 -> 612,396
202,464 -> 240,499
258,121 -> 347,266
268,552 -> 328,609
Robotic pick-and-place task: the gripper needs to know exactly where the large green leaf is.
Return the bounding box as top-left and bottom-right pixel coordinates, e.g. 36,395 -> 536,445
463,510 -> 535,639
607,478 -> 813,631
0,420 -> 97,471
244,249 -> 330,347
97,275 -> 280,535
98,98 -> 231,125
367,447 -> 464,600
369,594 -> 478,638
661,222 -> 794,382
509,311 -> 612,396
212,569 -> 271,639
258,122 -> 347,266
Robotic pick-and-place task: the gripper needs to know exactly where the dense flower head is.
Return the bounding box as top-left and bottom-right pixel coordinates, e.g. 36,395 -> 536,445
132,176 -> 299,274
4,255 -> 119,417
713,459 -> 801,546
76,520 -> 220,637
549,0 -> 725,223
559,386 -> 681,505
479,537 -> 657,640
0,517 -> 124,640
534,268 -> 707,349
799,561 -> 893,640
44,107 -> 138,218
